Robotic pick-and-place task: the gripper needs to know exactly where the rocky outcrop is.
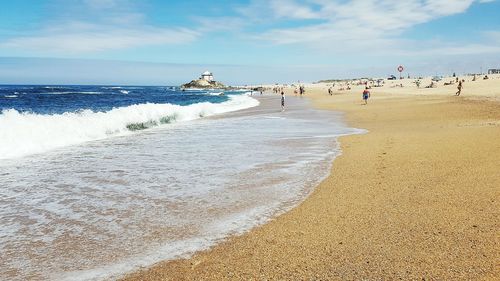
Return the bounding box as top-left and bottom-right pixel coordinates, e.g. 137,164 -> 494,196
181,79 -> 226,89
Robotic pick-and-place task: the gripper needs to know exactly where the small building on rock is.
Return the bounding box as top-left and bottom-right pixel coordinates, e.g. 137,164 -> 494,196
201,71 -> 214,82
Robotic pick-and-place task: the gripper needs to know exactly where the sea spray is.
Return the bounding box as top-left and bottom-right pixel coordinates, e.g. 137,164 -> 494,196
0,94 -> 259,159
0,95 -> 364,281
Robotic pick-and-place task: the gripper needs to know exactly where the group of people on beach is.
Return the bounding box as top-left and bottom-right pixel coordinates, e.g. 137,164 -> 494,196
272,86 -> 284,94
274,72 -> 490,111
275,85 -> 306,112
294,85 -> 305,96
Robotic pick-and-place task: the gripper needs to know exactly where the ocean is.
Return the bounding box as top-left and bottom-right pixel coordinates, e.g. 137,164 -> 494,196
0,85 -> 363,280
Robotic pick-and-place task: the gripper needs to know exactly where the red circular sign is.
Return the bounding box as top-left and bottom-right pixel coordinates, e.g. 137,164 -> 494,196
397,65 -> 404,72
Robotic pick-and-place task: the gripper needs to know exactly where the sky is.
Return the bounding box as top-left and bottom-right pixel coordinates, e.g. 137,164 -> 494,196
0,0 -> 499,85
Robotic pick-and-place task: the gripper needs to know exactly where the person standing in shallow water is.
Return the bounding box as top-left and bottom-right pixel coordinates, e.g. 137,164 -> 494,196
456,80 -> 463,96
280,91 -> 285,111
362,87 -> 370,105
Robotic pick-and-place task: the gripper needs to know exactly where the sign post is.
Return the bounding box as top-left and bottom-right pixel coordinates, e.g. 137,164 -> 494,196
397,65 -> 404,79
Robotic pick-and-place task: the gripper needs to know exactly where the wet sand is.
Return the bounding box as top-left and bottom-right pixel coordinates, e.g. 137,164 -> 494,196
123,81 -> 500,280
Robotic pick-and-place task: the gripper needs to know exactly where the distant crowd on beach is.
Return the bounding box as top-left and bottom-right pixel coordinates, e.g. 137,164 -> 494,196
248,72 -> 498,110
319,73 -> 497,100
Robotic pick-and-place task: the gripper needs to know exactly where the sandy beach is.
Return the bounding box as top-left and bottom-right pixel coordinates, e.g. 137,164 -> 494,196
123,76 -> 500,280
4,2 -> 500,280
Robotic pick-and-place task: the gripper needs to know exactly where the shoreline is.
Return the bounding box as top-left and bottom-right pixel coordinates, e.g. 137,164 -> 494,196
123,82 -> 500,280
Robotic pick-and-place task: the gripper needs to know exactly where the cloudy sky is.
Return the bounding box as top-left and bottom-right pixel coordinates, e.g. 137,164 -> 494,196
0,0 -> 499,85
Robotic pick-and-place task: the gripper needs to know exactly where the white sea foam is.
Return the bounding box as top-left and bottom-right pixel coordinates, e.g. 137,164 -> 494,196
4,95 -> 17,98
182,88 -> 206,91
207,92 -> 224,96
0,96 -> 364,281
44,91 -> 102,95
0,94 -> 259,160
119,90 -> 130,94
43,86 -> 66,89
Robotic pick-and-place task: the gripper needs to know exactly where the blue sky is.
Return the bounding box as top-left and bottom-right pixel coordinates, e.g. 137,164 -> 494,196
0,0 -> 499,85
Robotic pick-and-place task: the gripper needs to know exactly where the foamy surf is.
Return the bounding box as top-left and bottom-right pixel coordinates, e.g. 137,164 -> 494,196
0,95 -> 364,281
0,94 -> 259,160
43,91 -> 102,95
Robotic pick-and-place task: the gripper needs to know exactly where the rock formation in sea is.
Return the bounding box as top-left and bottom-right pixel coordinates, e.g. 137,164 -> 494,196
181,71 -> 227,89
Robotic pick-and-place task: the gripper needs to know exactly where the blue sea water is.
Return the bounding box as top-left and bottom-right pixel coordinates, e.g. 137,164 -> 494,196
0,85 -> 363,280
0,85 -> 228,115
0,85 -> 255,159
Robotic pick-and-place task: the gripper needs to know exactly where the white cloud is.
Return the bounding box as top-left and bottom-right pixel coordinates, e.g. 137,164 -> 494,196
257,0 -> 480,43
193,16 -> 247,33
0,1 -> 199,54
270,0 -> 321,19
241,0 -> 500,57
1,23 -> 199,54
236,0 -> 322,20
1,0 -> 498,59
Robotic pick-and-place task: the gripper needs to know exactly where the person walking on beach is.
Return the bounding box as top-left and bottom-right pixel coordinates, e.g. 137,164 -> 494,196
280,91 -> 285,111
455,80 -> 463,96
362,87 -> 370,104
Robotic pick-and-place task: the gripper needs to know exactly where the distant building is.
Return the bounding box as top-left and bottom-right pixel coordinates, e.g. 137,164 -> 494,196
201,71 -> 214,82
488,69 -> 500,74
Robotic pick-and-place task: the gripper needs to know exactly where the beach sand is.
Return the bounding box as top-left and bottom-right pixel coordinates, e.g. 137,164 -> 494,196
123,76 -> 500,280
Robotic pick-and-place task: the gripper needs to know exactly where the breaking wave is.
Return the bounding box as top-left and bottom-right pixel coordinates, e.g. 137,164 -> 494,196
0,94 -> 259,160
